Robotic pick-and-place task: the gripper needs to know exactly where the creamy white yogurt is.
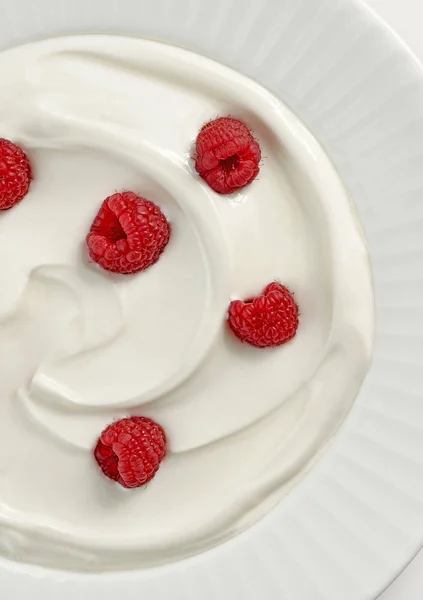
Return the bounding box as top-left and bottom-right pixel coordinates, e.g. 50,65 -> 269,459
0,35 -> 373,571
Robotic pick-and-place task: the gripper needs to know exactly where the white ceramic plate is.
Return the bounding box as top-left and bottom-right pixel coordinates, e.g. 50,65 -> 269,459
1,0 -> 423,598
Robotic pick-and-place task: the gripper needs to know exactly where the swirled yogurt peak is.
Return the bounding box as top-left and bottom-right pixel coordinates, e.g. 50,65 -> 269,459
0,35 -> 373,571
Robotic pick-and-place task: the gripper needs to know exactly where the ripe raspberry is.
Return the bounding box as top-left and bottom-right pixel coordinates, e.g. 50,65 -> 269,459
195,117 -> 261,194
94,417 -> 167,488
86,192 -> 171,274
0,138 -> 32,210
228,282 -> 299,348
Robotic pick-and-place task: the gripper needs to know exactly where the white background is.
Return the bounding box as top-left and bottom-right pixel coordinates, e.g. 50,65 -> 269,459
363,1 -> 423,598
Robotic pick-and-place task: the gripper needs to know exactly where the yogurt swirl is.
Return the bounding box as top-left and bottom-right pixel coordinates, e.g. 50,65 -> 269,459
0,36 -> 373,571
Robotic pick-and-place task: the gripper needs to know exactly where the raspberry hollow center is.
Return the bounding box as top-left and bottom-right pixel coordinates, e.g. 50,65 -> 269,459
220,154 -> 240,172
94,202 -> 126,242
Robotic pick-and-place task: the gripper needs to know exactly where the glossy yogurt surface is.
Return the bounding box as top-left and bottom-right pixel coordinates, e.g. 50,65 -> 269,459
0,36 -> 373,571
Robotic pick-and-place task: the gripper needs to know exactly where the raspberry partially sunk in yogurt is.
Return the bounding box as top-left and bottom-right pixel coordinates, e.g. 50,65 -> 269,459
86,191 -> 171,274
195,117 -> 261,194
0,138 -> 32,210
94,417 -> 167,488
228,282 -> 299,348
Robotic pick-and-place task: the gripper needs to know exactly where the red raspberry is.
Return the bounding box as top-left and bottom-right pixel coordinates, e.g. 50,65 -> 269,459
0,138 -> 32,210
195,117 -> 261,194
86,192 -> 171,275
94,417 -> 167,489
228,282 -> 299,348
